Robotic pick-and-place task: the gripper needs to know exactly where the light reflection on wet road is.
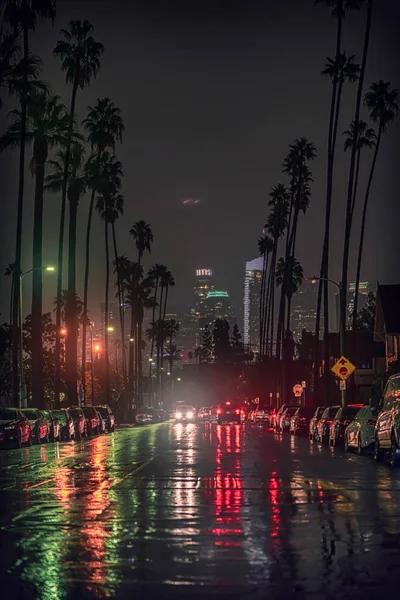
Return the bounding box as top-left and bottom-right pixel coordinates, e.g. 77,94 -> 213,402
1,421 -> 400,599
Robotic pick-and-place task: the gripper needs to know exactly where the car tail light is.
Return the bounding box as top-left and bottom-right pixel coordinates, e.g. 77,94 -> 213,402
217,409 -> 221,415
367,419 -> 376,425
225,401 -> 231,406
299,417 -> 306,422
241,409 -> 245,414
326,419 -> 331,424
235,409 -> 240,415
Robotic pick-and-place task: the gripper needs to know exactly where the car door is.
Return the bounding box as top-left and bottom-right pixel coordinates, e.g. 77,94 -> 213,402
378,378 -> 398,447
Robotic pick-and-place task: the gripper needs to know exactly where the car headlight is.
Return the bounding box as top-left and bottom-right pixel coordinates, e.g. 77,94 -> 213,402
175,412 -> 182,419
186,411 -> 193,419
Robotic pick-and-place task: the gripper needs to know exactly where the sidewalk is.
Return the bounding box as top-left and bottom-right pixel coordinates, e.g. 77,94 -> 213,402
116,423 -> 137,429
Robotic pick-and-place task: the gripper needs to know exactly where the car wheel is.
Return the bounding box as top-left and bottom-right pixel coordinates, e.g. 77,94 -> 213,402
374,437 -> 384,462
357,435 -> 364,456
389,434 -> 399,468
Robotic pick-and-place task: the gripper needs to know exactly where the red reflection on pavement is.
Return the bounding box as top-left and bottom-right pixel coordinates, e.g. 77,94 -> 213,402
268,473 -> 281,548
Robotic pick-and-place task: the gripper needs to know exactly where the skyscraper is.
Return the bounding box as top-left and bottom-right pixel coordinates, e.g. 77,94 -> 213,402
193,268 -> 214,345
335,281 -> 370,330
204,291 -> 236,329
243,257 -> 263,352
291,280 -> 318,341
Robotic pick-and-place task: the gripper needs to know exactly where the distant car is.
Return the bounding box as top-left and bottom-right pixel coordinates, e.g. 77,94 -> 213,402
278,406 -> 298,433
290,407 -> 316,436
254,407 -> 271,425
329,405 -> 363,447
0,408 -> 31,448
175,405 -> 196,422
198,407 -> 211,421
52,409 -> 75,441
21,409 -> 49,444
345,405 -> 378,454
136,408 -> 160,425
42,410 -> 61,442
309,407 -> 325,441
217,400 -> 244,425
316,406 -> 340,444
95,405 -> 115,433
68,407 -> 87,439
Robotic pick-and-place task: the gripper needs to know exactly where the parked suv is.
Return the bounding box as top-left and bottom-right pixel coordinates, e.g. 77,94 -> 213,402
375,373 -> 400,466
329,405 -> 362,447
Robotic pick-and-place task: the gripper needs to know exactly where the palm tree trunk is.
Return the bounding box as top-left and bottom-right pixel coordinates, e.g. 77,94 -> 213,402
350,148 -> 362,219
341,0 -> 373,359
12,24 -> 29,408
31,153 -> 46,409
55,77 -> 79,408
352,127 -> 381,334
104,219 -> 110,404
65,192 -> 78,406
268,245 -> 278,357
111,224 -> 127,387
128,303 -> 135,401
137,316 -> 143,407
161,285 -> 169,374
148,276 -> 159,379
259,252 -> 267,360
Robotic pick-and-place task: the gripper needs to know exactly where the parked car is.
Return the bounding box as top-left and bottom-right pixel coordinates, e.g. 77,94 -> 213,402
269,408 -> 278,428
217,400 -> 244,425
375,373 -> 400,466
274,405 -> 294,432
290,407 -> 316,436
52,409 -> 75,441
175,405 -> 196,423
42,410 -> 61,442
0,408 -> 31,448
95,406 -> 115,433
329,405 -> 363,447
254,407 -> 271,425
309,407 -> 325,441
345,405 -> 378,454
81,406 -> 101,436
20,409 -> 49,444
136,408 -> 160,424
316,406 -> 340,444
278,406 -> 298,433
68,407 -> 86,439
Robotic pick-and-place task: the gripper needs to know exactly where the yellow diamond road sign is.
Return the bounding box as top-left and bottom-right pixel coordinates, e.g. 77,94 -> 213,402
331,356 -> 356,380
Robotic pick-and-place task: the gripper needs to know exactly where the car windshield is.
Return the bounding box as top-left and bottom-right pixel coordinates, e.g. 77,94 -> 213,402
52,410 -> 67,422
96,407 -> 108,418
69,409 -> 82,418
301,408 -> 316,418
328,407 -> 339,418
285,407 -> 297,415
82,407 -> 95,417
21,409 -> 38,420
342,407 -> 361,418
138,409 -> 154,415
178,406 -> 193,412
0,408 -> 18,420
42,411 -> 51,420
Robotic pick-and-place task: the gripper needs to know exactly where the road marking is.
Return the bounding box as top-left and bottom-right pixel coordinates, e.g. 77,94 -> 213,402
110,454 -> 158,489
24,478 -> 54,490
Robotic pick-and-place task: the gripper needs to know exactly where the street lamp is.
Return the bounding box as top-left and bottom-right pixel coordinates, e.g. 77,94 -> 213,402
19,265 -> 55,408
308,276 -> 345,406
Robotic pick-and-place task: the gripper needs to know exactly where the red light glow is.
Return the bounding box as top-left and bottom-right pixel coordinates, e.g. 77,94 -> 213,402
225,401 -> 231,406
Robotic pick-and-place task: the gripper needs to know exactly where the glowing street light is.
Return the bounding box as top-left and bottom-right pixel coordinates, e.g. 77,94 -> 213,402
45,265 -> 55,272
107,326 -> 114,332
177,377 -> 181,382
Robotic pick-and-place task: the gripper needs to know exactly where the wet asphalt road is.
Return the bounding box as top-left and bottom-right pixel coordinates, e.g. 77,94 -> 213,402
1,421 -> 400,600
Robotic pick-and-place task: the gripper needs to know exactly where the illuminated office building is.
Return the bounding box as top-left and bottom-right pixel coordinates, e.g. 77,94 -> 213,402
204,290 -> 236,330
193,268 -> 214,345
243,257 -> 263,352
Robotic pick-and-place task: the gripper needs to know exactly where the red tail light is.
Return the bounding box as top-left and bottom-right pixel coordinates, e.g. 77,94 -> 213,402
235,409 -> 240,415
326,419 -> 331,424
299,417 -> 306,422
217,409 -> 221,415
225,401 -> 231,406
367,419 -> 376,425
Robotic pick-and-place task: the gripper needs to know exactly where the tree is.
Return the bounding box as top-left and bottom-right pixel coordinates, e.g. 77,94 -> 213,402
45,142 -> 88,404
258,234 -> 273,361
296,329 -> 316,362
354,292 -> 375,331
264,184 -> 290,357
165,319 -> 180,374
350,81 -> 398,335
343,120 -> 376,217
147,264 -> 166,380
0,323 -> 12,398
53,19 -> 103,407
1,89 -> 69,407
165,343 -> 181,375
213,319 -> 231,363
1,0 -> 56,408
201,324 -> 213,363
275,256 -> 304,327
314,0 -> 365,396
231,324 -> 244,364
22,312 -> 57,404
0,27 -> 20,107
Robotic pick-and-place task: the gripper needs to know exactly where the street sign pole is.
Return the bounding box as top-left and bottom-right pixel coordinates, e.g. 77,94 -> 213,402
339,282 -> 346,407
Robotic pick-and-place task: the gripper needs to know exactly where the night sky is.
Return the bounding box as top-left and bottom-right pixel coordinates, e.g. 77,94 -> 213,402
1,0 -> 400,326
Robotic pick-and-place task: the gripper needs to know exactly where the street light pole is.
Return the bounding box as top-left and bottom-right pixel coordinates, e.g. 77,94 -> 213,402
90,328 -> 95,404
308,276 -> 346,407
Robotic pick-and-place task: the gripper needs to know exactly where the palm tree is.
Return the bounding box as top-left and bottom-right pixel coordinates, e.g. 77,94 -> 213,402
45,142 -> 88,404
1,0 -> 56,407
147,263 -> 165,379
351,81 -> 398,332
4,263 -> 19,327
343,120 -> 376,217
53,20 -> 104,407
264,184 -> 290,358
165,343 -> 181,375
0,27 -> 20,107
1,89 -> 69,407
109,194 -> 126,388
314,0 -> 365,395
160,270 -> 175,378
129,220 -> 153,401
258,235 -> 273,361
275,257 -> 304,306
